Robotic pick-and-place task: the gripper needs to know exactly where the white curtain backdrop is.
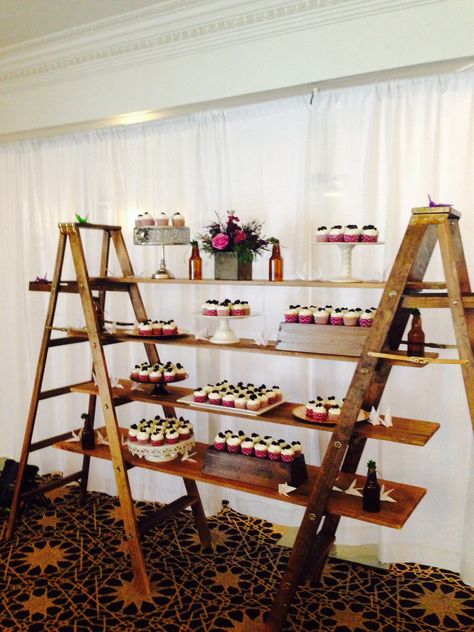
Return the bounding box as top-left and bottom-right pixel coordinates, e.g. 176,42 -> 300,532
0,71 -> 473,583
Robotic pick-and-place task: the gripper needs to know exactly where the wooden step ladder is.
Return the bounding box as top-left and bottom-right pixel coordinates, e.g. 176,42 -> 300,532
268,205 -> 474,630
6,222 -> 212,594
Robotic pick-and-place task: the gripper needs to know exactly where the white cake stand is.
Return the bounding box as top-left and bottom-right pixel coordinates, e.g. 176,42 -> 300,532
193,313 -> 259,344
313,241 -> 384,282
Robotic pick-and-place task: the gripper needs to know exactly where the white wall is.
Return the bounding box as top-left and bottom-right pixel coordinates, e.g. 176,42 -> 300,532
1,0 -> 473,138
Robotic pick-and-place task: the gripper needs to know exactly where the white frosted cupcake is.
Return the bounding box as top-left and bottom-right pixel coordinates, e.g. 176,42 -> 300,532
208,391 -> 222,406
217,303 -> 231,316
298,307 -> 314,324
234,394 -> 247,409
138,321 -> 153,336
281,445 -> 295,463
163,367 -> 176,383
156,212 -> 169,227
246,394 -> 260,411
272,386 -> 282,401
343,224 -> 361,242
361,224 -> 379,242
150,431 -> 164,446
254,441 -> 268,459
193,388 -> 207,403
328,405 -> 342,422
138,367 -> 150,383
328,225 -> 344,242
149,366 -> 162,383
226,435 -> 241,453
128,424 -> 138,442
268,442 -> 282,461
136,430 -> 150,445
343,309 -> 359,327
314,307 -> 329,325
222,393 -> 235,408
142,212 -> 155,227
165,429 -> 179,444
316,225 -> 329,242
359,309 -> 374,328
291,441 -> 302,457
284,306 -> 300,323
241,438 -> 255,456
171,212 -> 185,227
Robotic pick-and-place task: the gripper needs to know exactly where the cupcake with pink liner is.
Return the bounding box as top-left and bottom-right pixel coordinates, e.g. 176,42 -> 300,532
222,393 -> 235,408
156,212 -> 169,227
266,388 -> 277,404
254,441 -> 268,459
268,442 -> 282,461
138,321 -> 153,336
281,445 -> 295,463
325,395 -> 337,410
241,301 -> 251,315
316,225 -> 329,242
305,400 -> 316,418
130,365 -> 140,380
361,224 -> 379,242
330,308 -> 344,326
328,404 -> 342,423
312,404 -> 328,423
149,366 -> 163,383
359,309 -> 375,328
136,429 -> 150,445
328,225 -> 344,242
298,307 -> 314,324
343,309 -> 360,327
230,300 -> 246,316
291,441 -> 302,457
150,431 -> 164,446
241,438 -> 255,456
208,390 -> 222,406
138,367 -> 150,382
151,321 -> 163,336
226,435 -> 242,454
193,388 -> 207,403
272,386 -> 283,402
263,435 -> 274,446
178,426 -> 190,441
217,303 -> 231,317
314,307 -> 330,325
165,429 -> 179,444
284,305 -> 300,323
163,320 -> 178,335
234,394 -> 247,409
128,424 -> 138,442
163,367 -> 177,383
343,224 -> 361,242
246,394 -> 260,411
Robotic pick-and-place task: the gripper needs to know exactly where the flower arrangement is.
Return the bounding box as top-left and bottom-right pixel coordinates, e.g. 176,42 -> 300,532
199,212 -> 269,264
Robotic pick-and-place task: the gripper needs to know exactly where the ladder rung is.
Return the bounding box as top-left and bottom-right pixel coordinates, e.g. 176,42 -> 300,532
39,382 -> 93,399
30,278 -> 132,293
405,281 -> 447,290
48,336 -> 124,348
21,471 -> 82,500
30,431 -> 75,451
59,222 -> 122,231
402,293 -> 474,309
137,495 -> 198,535
368,351 -> 468,365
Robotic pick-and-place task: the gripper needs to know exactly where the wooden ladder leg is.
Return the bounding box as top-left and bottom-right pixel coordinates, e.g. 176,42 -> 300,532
438,218 -> 474,431
183,479 -> 213,549
6,232 -> 67,540
67,226 -> 150,594
78,230 -> 112,506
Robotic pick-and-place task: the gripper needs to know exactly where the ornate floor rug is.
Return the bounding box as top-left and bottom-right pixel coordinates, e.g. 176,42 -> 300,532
0,481 -> 473,631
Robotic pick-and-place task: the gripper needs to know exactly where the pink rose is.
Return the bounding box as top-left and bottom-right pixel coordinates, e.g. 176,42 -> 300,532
212,233 -> 230,250
234,230 -> 247,244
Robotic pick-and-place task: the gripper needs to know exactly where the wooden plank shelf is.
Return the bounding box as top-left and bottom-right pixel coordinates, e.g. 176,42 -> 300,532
62,329 -> 438,366
53,428 -> 427,530
402,293 -> 474,309
70,380 -> 440,447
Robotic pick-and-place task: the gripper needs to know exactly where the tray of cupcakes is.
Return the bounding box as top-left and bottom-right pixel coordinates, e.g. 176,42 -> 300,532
127,415 -> 195,462
315,224 -> 380,243
292,396 -> 369,426
130,361 -> 188,395
177,381 -> 285,416
203,430 -> 307,488
198,299 -> 252,318
120,319 -> 188,338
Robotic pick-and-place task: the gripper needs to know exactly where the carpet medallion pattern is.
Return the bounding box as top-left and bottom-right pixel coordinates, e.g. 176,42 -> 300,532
0,481 -> 473,631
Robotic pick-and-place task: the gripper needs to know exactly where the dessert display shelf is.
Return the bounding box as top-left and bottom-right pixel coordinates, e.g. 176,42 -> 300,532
176,393 -> 286,417
193,312 -> 260,345
313,241 -> 385,283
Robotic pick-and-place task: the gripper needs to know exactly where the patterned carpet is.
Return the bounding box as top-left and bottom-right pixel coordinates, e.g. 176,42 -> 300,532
0,480 -> 473,632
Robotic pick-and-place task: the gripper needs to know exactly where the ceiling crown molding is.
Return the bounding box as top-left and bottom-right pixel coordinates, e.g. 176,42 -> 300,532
0,0 -> 444,93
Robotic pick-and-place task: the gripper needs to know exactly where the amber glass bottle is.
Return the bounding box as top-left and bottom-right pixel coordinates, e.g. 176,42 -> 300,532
81,413 -> 95,450
189,241 -> 202,280
269,240 -> 283,282
407,308 -> 425,357
362,460 -> 381,513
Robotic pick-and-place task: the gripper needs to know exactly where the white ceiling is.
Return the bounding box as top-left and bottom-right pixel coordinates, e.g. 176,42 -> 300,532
0,0 -> 168,48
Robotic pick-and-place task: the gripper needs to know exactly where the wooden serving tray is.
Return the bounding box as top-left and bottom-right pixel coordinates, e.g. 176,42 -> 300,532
203,446 -> 308,488
276,322 -> 370,356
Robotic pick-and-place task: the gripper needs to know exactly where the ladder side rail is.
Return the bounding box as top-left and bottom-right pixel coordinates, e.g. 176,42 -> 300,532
437,218 -> 474,431
6,231 -> 68,539
67,225 -> 150,593
269,219 -> 438,630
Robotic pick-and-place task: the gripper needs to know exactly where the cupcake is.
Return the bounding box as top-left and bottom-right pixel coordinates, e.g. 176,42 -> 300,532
343,224 -> 361,242
281,445 -> 295,463
141,212 -> 155,227
298,307 -> 314,324
234,394 -> 247,409
246,394 -> 260,411
343,309 -> 359,327
178,426 -> 190,441
267,442 -> 282,461
171,212 -> 185,227
306,400 -> 316,418
330,308 -> 344,326
254,441 -> 268,459
361,224 -> 379,242
138,321 -> 153,336
165,429 -> 179,444
150,431 -> 164,446
136,429 -> 150,445
284,305 -> 300,323
149,366 -> 163,383
206,301 -> 218,317
217,303 -> 231,317
328,225 -> 344,242
151,321 -> 163,336
175,363 -> 187,379
193,388 -> 207,403
272,386 -> 283,401
291,441 -> 302,457
316,225 -> 329,242
241,438 -> 255,456
138,367 -> 150,383
328,404 -> 342,422
163,321 -> 178,335
135,214 -> 145,227
163,367 -> 177,383
312,404 -> 328,423
226,435 -> 241,454
156,212 -> 169,227
250,432 -> 261,444
208,391 -> 222,406
130,365 -> 140,380
263,435 -> 274,446
214,432 -> 227,451
230,300 -> 246,317
314,307 -> 329,325
359,309 -> 374,328
265,388 -> 277,404
222,393 -> 235,408
241,301 -> 251,315
325,395 -> 337,410
128,424 -> 138,442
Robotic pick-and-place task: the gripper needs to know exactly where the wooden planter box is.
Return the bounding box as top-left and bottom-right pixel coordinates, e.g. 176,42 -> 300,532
275,322 -> 370,357
203,446 -> 308,488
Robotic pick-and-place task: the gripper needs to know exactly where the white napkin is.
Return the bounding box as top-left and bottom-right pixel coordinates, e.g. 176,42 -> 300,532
278,483 -> 297,496
96,430 -> 109,446
106,321 -> 117,334
369,406 -> 382,426
381,407 -> 393,427
65,429 -> 82,443
344,479 -> 363,497
110,376 -> 124,389
193,328 -> 209,341
380,484 -> 397,502
253,331 -> 271,346
181,449 -> 197,463
130,382 -> 143,391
